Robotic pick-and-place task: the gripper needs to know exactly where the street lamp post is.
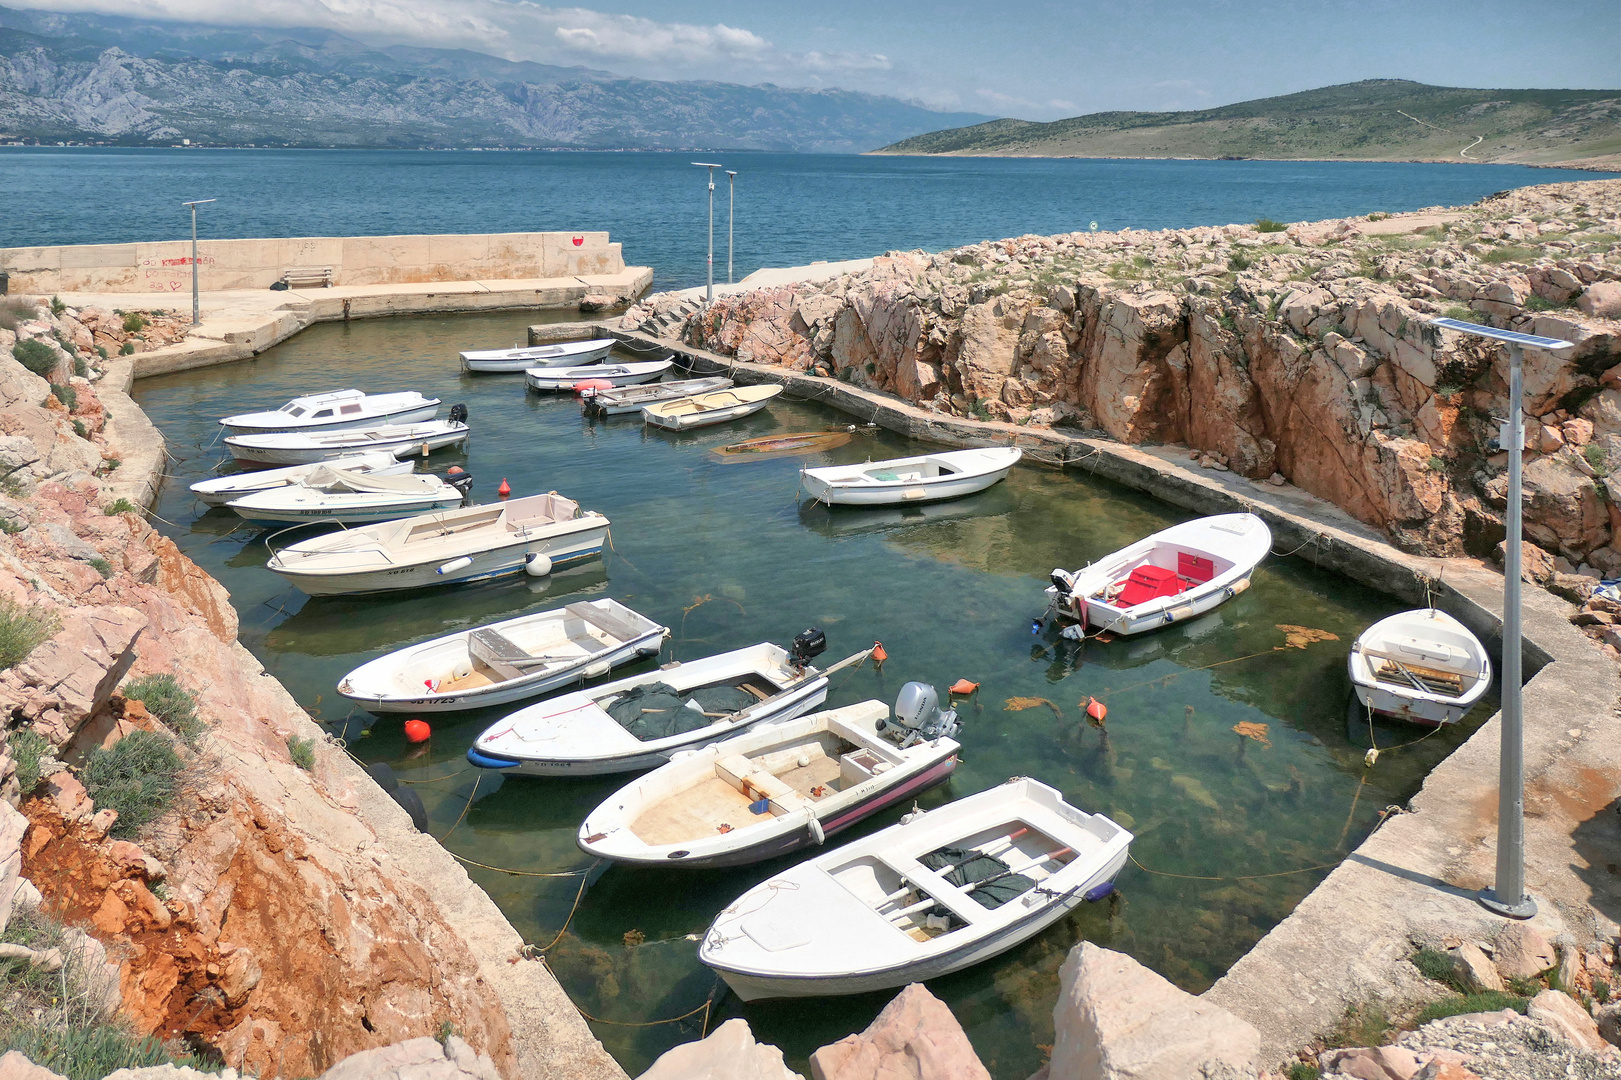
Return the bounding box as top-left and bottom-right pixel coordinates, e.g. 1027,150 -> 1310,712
692,163 -> 722,304
726,170 -> 737,285
180,198 -> 217,326
1432,317 -> 1574,920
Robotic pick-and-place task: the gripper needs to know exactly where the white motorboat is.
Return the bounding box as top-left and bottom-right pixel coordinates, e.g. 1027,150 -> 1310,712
467,631 -> 868,777
524,360 -> 673,392
578,684 -> 961,869
1349,608 -> 1492,726
224,466 -> 473,527
642,385 -> 783,430
581,377 -> 733,416
190,453 -> 412,508
801,447 -> 1022,506
699,777 -> 1132,1001
224,417 -> 470,466
265,491 -> 608,596
1046,513 -> 1271,637
219,390 -> 440,435
337,599 -> 669,713
460,339 -> 614,372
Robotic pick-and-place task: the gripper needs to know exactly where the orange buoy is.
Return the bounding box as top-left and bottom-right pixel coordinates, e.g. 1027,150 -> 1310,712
447,465 -> 464,475
497,478 -> 511,497
871,641 -> 888,665
949,679 -> 980,696
575,378 -> 614,395
404,718 -> 432,743
1085,696 -> 1108,723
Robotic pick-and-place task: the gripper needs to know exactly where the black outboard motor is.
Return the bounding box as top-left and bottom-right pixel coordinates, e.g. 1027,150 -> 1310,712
449,402 -> 468,424
880,682 -> 961,747
445,469 -> 475,497
789,627 -> 827,671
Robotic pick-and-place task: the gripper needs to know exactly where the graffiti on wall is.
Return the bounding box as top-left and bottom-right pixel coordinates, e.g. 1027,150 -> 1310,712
140,254 -> 216,292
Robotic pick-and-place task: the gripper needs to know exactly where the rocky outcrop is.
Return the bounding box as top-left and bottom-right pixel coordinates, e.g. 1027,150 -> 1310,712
809,984 -> 991,1080
1043,943 -> 1260,1080
637,1019 -> 798,1080
627,180 -> 1621,562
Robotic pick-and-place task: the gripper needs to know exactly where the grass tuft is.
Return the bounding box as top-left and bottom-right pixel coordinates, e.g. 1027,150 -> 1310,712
7,727 -> 51,795
120,312 -> 147,333
1414,991 -> 1528,1026
0,597 -> 59,670
1585,443 -> 1608,472
1482,245 -> 1540,265
103,498 -> 138,516
1255,218 -> 1288,233
82,730 -> 183,838
121,674 -> 205,744
87,558 -> 112,579
12,338 -> 57,377
0,297 -> 38,331
1286,1065 -> 1320,1080
1331,1001 -> 1390,1048
287,736 -> 316,771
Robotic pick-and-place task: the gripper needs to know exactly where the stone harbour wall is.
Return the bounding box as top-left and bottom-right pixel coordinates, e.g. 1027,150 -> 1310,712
1,231 -> 625,294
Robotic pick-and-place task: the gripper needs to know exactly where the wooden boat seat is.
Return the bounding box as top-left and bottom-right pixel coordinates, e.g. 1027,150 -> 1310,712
563,602 -> 641,645
470,627 -> 549,680
714,754 -> 806,815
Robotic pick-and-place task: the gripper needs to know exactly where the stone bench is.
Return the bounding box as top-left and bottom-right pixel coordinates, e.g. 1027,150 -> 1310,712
281,266 -> 334,288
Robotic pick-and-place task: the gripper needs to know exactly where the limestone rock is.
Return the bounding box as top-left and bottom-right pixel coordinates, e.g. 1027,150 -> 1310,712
810,983 -> 990,1080
640,1019 -> 796,1080
1526,989 -> 1610,1054
1594,1002 -> 1621,1047
1577,281 -> 1621,319
1048,942 -> 1260,1080
0,1051 -> 68,1080
1448,943 -> 1503,993
319,1036 -> 502,1080
11,605 -> 147,744
1493,922 -> 1556,979
1317,1045 -> 1427,1080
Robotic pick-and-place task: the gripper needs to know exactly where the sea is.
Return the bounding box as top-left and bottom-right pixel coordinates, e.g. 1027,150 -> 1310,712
1,148 -> 1613,290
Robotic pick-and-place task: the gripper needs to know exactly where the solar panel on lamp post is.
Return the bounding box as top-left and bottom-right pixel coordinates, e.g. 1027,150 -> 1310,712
1431,317 -> 1574,920
726,170 -> 737,285
180,198 -> 217,326
692,163 -> 722,304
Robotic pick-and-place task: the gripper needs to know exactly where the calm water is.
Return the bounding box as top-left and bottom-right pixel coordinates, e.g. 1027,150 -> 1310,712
134,311 -> 1496,1077
4,148 -> 1613,290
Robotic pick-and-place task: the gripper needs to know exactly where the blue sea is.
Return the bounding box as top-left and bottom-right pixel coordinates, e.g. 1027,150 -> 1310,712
1,148 -> 1612,290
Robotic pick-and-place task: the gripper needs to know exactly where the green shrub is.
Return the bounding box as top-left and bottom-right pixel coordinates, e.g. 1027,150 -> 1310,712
7,727 -> 51,795
52,382 -> 78,409
0,297 -> 37,331
12,338 -> 57,377
104,498 -> 138,516
4,1025 -> 185,1080
71,419 -> 88,440
1414,991 -> 1528,1025
1286,1065 -> 1320,1080
287,736 -> 316,771
1255,218 -> 1288,233
1442,304 -> 1476,322
1228,251 -> 1253,272
82,730 -> 183,838
73,354 -> 87,377
95,345 -> 108,360
120,312 -> 147,333
87,558 -> 112,579
1483,245 -> 1540,265
121,674 -> 204,744
1594,977 -> 1611,1003
0,597 -> 58,670
1331,1001 -> 1390,1048
1585,443 -> 1608,472
49,295 -> 65,316
1367,212 -> 1391,222
118,343 -> 134,356
1411,948 -> 1461,988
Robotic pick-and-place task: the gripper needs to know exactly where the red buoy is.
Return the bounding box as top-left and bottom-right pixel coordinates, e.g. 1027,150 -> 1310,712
447,465 -> 464,475
497,478 -> 511,497
949,679 -> 980,696
1085,696 -> 1108,723
404,719 -> 432,743
575,379 -> 614,395
871,641 -> 888,665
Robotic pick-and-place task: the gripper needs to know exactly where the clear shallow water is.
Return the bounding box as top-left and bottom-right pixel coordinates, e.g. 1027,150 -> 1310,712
4,148 -> 1613,290
134,311 -> 1497,1077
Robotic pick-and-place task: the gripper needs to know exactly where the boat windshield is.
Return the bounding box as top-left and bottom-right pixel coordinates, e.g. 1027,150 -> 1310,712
285,406 -> 306,417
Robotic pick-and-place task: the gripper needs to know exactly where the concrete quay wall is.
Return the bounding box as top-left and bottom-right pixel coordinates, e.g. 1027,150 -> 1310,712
2,231 -> 624,295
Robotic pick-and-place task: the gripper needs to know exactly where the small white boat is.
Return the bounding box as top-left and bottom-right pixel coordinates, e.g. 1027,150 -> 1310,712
1349,609 -> 1492,726
699,777 -> 1132,1001
468,631 -> 867,777
578,684 -> 961,869
219,390 -> 439,435
801,447 -> 1022,506
582,377 -> 733,416
224,418 -> 470,466
225,466 -> 472,527
266,491 -> 608,596
1046,513 -> 1271,637
190,453 -> 411,507
460,339 -> 614,372
337,599 -> 669,712
524,360 -> 673,392
643,385 -> 783,430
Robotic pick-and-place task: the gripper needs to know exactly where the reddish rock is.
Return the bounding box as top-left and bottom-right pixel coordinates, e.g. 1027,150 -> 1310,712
1526,989 -> 1611,1053
810,984 -> 990,1080
1494,922 -> 1557,979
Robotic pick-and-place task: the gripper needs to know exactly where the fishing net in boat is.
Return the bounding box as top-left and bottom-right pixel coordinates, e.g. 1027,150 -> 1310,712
920,846 -> 1036,910
607,682 -> 759,740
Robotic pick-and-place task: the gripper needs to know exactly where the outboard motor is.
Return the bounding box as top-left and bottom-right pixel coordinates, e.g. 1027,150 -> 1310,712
445,469 -> 475,497
789,627 -> 827,671
448,403 -> 468,424
1049,568 -> 1076,597
881,682 -> 961,747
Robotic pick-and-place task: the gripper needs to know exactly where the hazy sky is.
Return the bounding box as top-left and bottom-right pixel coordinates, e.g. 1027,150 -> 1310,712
14,0 -> 1621,119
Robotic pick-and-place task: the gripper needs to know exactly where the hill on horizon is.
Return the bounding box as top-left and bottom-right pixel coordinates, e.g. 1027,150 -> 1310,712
0,5 -> 994,152
875,80 -> 1621,167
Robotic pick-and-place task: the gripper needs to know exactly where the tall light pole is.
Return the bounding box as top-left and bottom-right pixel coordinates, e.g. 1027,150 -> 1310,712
726,170 -> 737,285
181,198 -> 216,326
692,163 -> 722,304
1432,317 -> 1573,920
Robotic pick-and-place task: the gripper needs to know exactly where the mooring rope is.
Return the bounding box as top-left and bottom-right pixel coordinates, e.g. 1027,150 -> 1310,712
434,772 -> 482,843
1127,852 -> 1342,882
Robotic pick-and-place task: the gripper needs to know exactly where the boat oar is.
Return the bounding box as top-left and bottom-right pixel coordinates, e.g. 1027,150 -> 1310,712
717,647 -> 875,724
875,829 -> 1030,905
885,846 -> 1075,923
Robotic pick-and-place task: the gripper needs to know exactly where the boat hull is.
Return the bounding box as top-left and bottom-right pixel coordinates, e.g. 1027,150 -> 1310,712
582,378 -> 733,416
1080,574 -> 1254,636
269,520 -> 608,596
525,362 -> 670,392
191,456 -> 411,507
1351,684 -> 1466,727
710,851 -> 1127,1000
229,494 -> 465,528
803,467 -> 1014,506
462,341 -> 613,371
643,399 -> 771,430
220,403 -> 438,436
226,428 -> 469,465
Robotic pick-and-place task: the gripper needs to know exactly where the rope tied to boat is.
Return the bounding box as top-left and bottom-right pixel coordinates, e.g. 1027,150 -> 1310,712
1126,852 -> 1342,883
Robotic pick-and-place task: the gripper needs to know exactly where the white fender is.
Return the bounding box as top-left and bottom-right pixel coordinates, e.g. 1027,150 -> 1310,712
525,551 -> 553,577
436,556 -> 473,575
806,810 -> 825,845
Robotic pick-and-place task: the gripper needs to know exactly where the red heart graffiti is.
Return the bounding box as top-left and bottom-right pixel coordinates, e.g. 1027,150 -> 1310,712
572,236 -> 584,247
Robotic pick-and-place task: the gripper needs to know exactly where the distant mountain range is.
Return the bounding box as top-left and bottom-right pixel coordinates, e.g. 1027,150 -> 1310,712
0,6 -> 994,152
877,80 -> 1621,168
